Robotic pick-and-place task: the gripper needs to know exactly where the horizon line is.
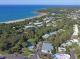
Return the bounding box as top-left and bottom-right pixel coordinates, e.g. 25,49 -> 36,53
0,4 -> 80,5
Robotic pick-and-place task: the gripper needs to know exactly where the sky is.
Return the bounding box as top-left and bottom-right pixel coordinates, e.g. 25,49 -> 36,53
0,0 -> 80,5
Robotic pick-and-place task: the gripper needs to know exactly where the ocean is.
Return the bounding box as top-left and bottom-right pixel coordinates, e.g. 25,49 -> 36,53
0,5 -> 80,22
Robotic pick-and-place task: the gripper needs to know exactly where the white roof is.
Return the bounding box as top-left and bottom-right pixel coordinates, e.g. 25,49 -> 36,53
51,13 -> 55,15
24,25 -> 35,29
73,24 -> 78,35
41,42 -> 53,53
34,22 -> 43,25
42,32 -> 57,39
58,47 -> 66,52
70,39 -> 79,43
53,53 -> 70,59
46,20 -> 51,23
66,41 -> 72,46
42,34 -> 50,39
49,32 -> 57,36
61,43 -> 67,47
61,39 -> 79,47
37,24 -> 43,27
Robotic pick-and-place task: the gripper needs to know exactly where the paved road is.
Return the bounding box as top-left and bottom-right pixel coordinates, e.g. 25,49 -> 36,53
29,41 -> 43,59
35,42 -> 43,55
70,48 -> 77,59
5,54 -> 29,59
29,54 -> 38,59
70,24 -> 78,59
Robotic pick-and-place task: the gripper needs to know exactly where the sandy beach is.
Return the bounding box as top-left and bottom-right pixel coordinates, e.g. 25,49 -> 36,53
0,14 -> 46,24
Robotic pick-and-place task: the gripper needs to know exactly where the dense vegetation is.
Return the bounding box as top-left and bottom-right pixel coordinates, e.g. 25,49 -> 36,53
0,8 -> 78,56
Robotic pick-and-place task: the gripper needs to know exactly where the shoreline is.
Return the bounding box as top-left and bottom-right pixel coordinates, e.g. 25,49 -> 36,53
0,14 -> 47,24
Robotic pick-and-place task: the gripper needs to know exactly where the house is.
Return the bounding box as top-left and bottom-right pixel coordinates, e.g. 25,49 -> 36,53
41,42 -> 53,54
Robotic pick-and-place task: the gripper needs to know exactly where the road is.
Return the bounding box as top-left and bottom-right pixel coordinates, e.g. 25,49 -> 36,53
70,48 -> 77,59
70,24 -> 78,59
29,41 -> 43,59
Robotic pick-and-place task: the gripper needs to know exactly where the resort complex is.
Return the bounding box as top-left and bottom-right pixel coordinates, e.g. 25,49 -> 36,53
0,8 -> 80,59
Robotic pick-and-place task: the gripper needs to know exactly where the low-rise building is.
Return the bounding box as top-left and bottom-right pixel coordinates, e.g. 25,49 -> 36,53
24,25 -> 35,29
41,42 -> 53,54
42,31 -> 57,39
53,47 -> 70,59
34,22 -> 43,25
53,53 -> 70,59
33,22 -> 43,27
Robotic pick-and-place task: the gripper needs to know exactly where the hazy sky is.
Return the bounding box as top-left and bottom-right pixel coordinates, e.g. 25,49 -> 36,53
0,0 -> 80,5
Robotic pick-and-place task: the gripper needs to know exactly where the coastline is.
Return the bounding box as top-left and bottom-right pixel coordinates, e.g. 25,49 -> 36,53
0,14 -> 47,24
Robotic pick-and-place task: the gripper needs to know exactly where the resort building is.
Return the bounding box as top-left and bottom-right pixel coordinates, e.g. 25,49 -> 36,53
61,24 -> 79,47
53,53 -> 70,59
41,42 -> 53,54
42,31 -> 57,39
33,22 -> 43,27
42,34 -> 50,39
73,24 -> 78,36
33,22 -> 43,25
53,47 -> 70,59
24,25 -> 35,29
72,24 -> 78,39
